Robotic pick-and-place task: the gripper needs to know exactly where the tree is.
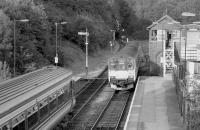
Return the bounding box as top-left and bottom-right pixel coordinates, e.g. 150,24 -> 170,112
0,10 -> 12,71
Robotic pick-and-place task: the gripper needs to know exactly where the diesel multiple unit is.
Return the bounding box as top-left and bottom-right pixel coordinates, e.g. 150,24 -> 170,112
0,66 -> 75,130
108,42 -> 143,90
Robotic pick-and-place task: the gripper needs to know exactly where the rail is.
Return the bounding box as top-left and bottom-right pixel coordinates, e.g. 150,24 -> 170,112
64,79 -> 108,129
91,91 -> 130,130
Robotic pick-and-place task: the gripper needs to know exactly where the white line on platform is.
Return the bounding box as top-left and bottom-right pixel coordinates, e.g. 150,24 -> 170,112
123,76 -> 140,130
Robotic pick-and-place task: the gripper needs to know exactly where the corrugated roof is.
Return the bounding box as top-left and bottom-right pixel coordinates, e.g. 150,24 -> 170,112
0,66 -> 72,119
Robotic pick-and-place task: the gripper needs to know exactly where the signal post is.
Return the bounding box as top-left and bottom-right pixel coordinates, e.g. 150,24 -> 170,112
78,28 -> 89,78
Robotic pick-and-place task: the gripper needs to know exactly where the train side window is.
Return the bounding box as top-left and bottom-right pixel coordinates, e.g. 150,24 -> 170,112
58,89 -> 64,105
64,85 -> 70,100
27,104 -> 39,129
2,123 -> 10,130
12,112 -> 26,130
13,121 -> 25,130
28,112 -> 38,129
39,105 -> 48,120
39,98 -> 48,120
49,93 -> 57,112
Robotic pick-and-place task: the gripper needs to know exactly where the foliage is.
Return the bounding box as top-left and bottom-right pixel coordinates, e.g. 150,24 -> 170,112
128,0 -> 200,23
0,10 -> 12,70
0,0 -> 151,76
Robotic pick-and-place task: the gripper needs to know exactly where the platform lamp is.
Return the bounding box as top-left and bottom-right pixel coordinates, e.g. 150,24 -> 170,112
110,30 -> 115,49
55,21 -> 67,67
181,12 -> 197,75
109,41 -> 113,54
13,19 -> 29,77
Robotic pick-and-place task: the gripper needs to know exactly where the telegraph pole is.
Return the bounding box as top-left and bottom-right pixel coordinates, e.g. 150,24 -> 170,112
54,21 -> 67,67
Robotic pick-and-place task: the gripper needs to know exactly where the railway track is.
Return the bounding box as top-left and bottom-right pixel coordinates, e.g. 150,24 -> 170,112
64,79 -> 109,129
54,69 -> 108,129
53,68 -> 134,130
64,87 -> 131,130
89,91 -> 130,130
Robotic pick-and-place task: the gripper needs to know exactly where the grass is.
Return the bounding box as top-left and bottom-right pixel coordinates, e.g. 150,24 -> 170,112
65,40 -> 149,76
63,42 -> 118,75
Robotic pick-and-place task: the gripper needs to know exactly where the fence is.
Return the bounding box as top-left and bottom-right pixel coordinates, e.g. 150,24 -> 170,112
173,67 -> 200,130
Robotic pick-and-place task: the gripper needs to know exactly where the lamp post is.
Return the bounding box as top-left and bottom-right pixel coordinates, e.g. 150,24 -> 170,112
181,12 -> 196,75
109,41 -> 113,54
55,21 -> 67,67
78,28 -> 89,78
13,19 -> 29,77
110,30 -> 115,50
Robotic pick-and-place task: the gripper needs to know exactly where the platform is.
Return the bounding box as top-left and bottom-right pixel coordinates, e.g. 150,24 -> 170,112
124,74 -> 185,130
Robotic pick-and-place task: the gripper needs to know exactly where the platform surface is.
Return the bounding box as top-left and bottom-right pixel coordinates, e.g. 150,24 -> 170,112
124,74 -> 185,130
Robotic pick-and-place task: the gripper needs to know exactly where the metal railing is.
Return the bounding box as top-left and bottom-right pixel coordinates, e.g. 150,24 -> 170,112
173,68 -> 200,130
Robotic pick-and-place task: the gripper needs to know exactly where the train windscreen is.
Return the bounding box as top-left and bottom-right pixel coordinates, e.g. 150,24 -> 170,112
127,57 -> 134,70
109,57 -> 134,70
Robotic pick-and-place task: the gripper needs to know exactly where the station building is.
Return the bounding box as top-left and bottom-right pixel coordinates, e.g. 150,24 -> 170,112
147,15 -> 200,76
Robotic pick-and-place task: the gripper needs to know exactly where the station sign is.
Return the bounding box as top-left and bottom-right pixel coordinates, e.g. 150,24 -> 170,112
55,56 -> 58,64
78,32 -> 89,36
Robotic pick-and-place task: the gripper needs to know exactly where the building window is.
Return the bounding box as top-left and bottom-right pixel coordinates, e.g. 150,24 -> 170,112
151,30 -> 157,41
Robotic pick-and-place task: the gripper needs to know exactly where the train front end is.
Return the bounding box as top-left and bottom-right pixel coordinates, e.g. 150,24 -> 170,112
108,57 -> 136,90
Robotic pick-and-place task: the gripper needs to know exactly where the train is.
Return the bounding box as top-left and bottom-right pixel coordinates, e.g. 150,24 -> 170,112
108,41 -> 144,90
0,66 -> 75,130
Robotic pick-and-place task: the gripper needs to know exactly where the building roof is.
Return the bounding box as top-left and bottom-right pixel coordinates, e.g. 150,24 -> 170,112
147,15 -> 181,30
183,24 -> 200,30
0,66 -> 72,120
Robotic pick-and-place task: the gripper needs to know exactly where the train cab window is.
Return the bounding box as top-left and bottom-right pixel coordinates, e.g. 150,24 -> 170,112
118,57 -> 125,70
119,63 -> 125,70
127,58 -> 133,69
109,58 -> 119,70
127,63 -> 133,69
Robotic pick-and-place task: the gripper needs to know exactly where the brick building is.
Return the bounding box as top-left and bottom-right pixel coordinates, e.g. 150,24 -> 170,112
147,15 -> 182,75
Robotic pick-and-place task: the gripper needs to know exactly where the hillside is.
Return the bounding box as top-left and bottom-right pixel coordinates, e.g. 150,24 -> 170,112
126,0 -> 200,22
0,0 -> 151,78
